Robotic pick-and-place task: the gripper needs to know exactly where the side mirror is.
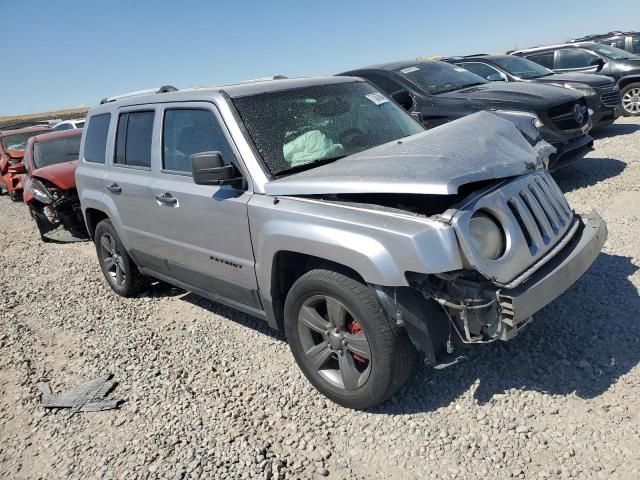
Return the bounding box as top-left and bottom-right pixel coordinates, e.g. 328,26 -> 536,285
487,73 -> 505,82
390,90 -> 415,111
190,151 -> 239,186
590,58 -> 605,71
8,162 -> 26,174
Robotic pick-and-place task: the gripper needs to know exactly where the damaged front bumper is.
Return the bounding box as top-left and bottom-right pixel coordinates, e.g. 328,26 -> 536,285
29,194 -> 88,242
495,211 -> 606,337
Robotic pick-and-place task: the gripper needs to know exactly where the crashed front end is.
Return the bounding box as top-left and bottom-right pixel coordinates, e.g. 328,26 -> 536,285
410,170 -> 607,348
27,179 -> 88,242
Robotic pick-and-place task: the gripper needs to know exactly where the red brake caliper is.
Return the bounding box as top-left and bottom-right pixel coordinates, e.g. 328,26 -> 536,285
348,320 -> 366,364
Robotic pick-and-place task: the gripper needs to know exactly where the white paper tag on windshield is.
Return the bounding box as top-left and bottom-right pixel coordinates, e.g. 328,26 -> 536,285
400,66 -> 420,74
365,92 -> 389,105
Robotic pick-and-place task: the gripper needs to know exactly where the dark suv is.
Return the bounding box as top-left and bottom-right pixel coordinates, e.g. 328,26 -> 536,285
569,31 -> 640,54
511,42 -> 640,116
338,60 -> 593,167
444,55 -> 621,129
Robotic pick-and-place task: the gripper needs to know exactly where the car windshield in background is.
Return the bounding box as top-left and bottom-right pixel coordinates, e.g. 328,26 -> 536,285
590,43 -> 637,60
1,133 -> 36,152
33,135 -> 81,169
395,62 -> 487,94
232,82 -> 424,176
491,56 -> 555,79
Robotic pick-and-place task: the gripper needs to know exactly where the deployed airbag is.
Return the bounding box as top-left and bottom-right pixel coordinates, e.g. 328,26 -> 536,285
283,130 -> 344,166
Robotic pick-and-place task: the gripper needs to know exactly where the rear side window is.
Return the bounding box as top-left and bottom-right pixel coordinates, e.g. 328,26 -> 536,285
84,113 -> 111,163
114,111 -> 154,168
525,52 -> 555,69
632,35 -> 640,54
556,49 -> 596,69
359,74 -> 402,95
162,109 -> 234,173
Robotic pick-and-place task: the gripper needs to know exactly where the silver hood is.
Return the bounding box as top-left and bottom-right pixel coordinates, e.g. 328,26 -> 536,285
265,111 -> 547,196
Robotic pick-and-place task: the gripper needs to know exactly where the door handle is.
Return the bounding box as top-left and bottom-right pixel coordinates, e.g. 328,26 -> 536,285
155,192 -> 178,206
106,183 -> 121,193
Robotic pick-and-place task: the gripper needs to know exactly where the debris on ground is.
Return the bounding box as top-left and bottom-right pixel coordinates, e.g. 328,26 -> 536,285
39,373 -> 123,412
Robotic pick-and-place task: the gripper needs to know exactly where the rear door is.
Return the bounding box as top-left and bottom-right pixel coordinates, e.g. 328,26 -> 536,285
103,106 -> 167,271
148,102 -> 259,308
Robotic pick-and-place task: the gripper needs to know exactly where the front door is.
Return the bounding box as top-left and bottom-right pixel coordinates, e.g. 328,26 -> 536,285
149,103 -> 259,308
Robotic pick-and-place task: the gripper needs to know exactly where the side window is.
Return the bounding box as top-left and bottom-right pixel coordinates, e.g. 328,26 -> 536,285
525,52 -> 555,69
162,109 -> 234,173
360,74 -> 402,94
84,113 -> 111,164
556,49 -> 596,69
54,123 -> 71,131
114,111 -> 154,168
632,35 -> 640,54
459,62 -> 501,80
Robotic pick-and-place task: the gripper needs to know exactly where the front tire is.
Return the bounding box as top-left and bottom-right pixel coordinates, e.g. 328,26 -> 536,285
621,83 -> 640,117
94,219 -> 150,297
284,269 -> 415,409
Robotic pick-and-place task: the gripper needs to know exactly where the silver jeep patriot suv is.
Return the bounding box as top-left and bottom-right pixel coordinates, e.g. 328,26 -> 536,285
76,77 -> 607,409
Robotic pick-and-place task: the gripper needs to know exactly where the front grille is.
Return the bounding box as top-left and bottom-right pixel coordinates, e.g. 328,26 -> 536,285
548,99 -> 589,131
504,174 -> 572,256
596,85 -> 622,108
450,171 -> 576,286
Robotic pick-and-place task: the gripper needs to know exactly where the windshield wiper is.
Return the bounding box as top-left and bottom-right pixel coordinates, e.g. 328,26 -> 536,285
274,155 -> 346,177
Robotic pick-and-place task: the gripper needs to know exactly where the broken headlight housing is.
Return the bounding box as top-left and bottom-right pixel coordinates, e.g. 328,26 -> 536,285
30,178 -> 54,205
468,212 -> 505,260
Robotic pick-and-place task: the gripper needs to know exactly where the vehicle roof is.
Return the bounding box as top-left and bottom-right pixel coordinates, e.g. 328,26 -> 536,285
511,41 -> 600,55
55,118 -> 85,125
445,54 -> 513,62
89,76 -> 363,113
0,125 -> 51,138
570,31 -> 638,42
342,60 -> 436,72
32,128 -> 83,143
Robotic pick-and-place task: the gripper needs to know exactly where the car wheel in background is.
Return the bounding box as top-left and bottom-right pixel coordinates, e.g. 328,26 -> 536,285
94,219 -> 150,297
284,269 -> 416,409
621,83 -> 640,116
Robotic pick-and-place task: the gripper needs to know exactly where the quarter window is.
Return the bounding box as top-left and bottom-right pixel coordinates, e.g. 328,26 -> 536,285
84,113 -> 111,164
524,52 -> 555,69
556,49 -> 597,69
162,109 -> 234,173
114,111 -> 154,168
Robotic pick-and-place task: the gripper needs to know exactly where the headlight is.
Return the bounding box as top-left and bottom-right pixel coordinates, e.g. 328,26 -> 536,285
30,178 -> 54,205
563,83 -> 596,96
493,110 -> 543,128
469,212 -> 505,260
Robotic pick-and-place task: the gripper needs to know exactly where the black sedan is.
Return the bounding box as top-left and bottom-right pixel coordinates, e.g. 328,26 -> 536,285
443,55 -> 621,129
338,60 -> 593,168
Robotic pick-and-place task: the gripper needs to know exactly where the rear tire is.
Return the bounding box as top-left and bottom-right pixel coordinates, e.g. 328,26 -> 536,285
621,83 -> 640,117
94,219 -> 150,297
284,269 -> 415,409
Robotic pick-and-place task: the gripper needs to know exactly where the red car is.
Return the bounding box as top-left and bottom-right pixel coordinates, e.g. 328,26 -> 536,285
0,126 -> 51,201
22,129 -> 88,242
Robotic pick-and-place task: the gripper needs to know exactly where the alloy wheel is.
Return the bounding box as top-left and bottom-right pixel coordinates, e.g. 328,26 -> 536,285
99,232 -> 126,287
622,87 -> 640,115
297,295 -> 371,390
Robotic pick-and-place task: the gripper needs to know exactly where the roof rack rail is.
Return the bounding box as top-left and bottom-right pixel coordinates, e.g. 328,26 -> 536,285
99,85 -> 179,105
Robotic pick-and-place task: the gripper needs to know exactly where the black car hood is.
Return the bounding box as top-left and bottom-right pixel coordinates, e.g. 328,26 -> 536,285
438,81 -> 583,110
532,72 -> 615,87
265,111 -> 546,197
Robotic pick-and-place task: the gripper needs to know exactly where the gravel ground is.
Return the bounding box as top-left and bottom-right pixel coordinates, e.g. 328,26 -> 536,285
1,117 -> 639,480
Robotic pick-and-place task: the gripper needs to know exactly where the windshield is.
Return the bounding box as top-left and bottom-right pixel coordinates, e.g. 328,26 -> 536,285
232,82 -> 424,176
491,56 -> 555,79
1,132 -> 40,152
33,135 -> 81,169
589,43 -> 637,60
394,61 -> 487,94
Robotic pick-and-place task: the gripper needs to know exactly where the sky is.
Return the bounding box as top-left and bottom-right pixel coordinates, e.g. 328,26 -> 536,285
1,0 -> 637,116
